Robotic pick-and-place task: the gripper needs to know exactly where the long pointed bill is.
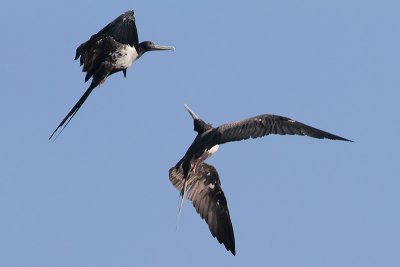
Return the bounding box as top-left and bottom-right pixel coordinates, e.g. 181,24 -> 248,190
149,44 -> 175,51
183,104 -> 199,120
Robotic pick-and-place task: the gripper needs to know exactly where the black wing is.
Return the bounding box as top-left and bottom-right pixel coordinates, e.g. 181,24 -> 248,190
215,114 -> 353,145
75,10 -> 139,61
79,36 -> 120,83
96,10 -> 139,46
169,163 -> 235,255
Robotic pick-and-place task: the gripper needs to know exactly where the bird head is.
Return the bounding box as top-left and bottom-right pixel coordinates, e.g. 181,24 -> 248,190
184,104 -> 213,134
138,41 -> 175,56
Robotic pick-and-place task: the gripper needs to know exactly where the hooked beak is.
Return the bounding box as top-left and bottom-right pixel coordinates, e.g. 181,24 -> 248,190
149,44 -> 175,51
184,104 -> 199,120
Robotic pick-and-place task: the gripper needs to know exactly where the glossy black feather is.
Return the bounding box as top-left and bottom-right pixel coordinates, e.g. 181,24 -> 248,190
49,83 -> 96,140
170,105 -> 352,255
50,12 -> 138,140
49,36 -> 122,140
169,163 -> 235,255
215,114 -> 353,145
75,10 -> 138,61
50,10 -> 174,140
81,36 -> 122,82
96,10 -> 139,46
178,114 -> 352,181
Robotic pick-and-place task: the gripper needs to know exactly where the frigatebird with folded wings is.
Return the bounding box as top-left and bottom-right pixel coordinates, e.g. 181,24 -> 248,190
49,10 -> 174,140
169,104 -> 352,255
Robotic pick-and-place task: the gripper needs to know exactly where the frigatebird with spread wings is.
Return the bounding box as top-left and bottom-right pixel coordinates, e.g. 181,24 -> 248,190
49,10 -> 174,140
169,104 -> 352,255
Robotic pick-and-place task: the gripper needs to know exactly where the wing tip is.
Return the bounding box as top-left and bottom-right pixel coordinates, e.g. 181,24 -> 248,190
330,134 -> 354,143
122,10 -> 135,21
216,232 -> 236,255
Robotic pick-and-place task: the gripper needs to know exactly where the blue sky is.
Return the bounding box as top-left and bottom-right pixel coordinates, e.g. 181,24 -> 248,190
1,1 -> 399,266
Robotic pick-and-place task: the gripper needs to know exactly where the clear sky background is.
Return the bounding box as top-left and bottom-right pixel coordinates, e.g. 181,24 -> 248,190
1,1 -> 399,266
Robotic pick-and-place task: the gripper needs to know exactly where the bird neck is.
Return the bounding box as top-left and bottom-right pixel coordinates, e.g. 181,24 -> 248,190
136,43 -> 147,57
194,119 -> 213,134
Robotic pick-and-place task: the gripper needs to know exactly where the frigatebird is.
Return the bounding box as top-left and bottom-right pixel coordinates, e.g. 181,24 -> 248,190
169,104 -> 352,255
49,10 -> 174,140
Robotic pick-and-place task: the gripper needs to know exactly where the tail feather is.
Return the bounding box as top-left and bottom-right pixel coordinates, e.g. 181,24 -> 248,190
178,179 -> 188,215
49,82 -> 97,140
176,178 -> 188,229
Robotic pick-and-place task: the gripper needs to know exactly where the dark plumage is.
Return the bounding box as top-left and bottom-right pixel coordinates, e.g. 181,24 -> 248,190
49,10 -> 174,140
170,163 -> 235,255
169,104 -> 352,255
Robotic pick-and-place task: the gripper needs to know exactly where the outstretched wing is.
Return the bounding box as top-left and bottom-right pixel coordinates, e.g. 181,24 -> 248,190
215,114 -> 353,145
169,163 -> 235,255
75,10 -> 139,62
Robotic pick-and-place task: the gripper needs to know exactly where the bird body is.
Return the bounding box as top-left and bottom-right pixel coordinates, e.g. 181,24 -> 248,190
49,10 -> 174,140
112,44 -> 139,70
205,144 -> 219,156
169,104 -> 352,255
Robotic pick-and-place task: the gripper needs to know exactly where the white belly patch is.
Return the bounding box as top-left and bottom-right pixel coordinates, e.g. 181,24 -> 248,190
113,45 -> 139,69
206,145 -> 219,155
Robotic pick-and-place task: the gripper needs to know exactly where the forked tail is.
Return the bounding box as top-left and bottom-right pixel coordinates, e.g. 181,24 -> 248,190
49,82 -> 97,141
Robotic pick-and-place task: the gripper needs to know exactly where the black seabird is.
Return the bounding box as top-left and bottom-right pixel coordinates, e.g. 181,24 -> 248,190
49,10 -> 174,140
169,104 -> 352,255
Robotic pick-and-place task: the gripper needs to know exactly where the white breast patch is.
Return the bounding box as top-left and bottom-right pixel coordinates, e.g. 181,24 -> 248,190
206,145 -> 219,155
113,45 -> 139,69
